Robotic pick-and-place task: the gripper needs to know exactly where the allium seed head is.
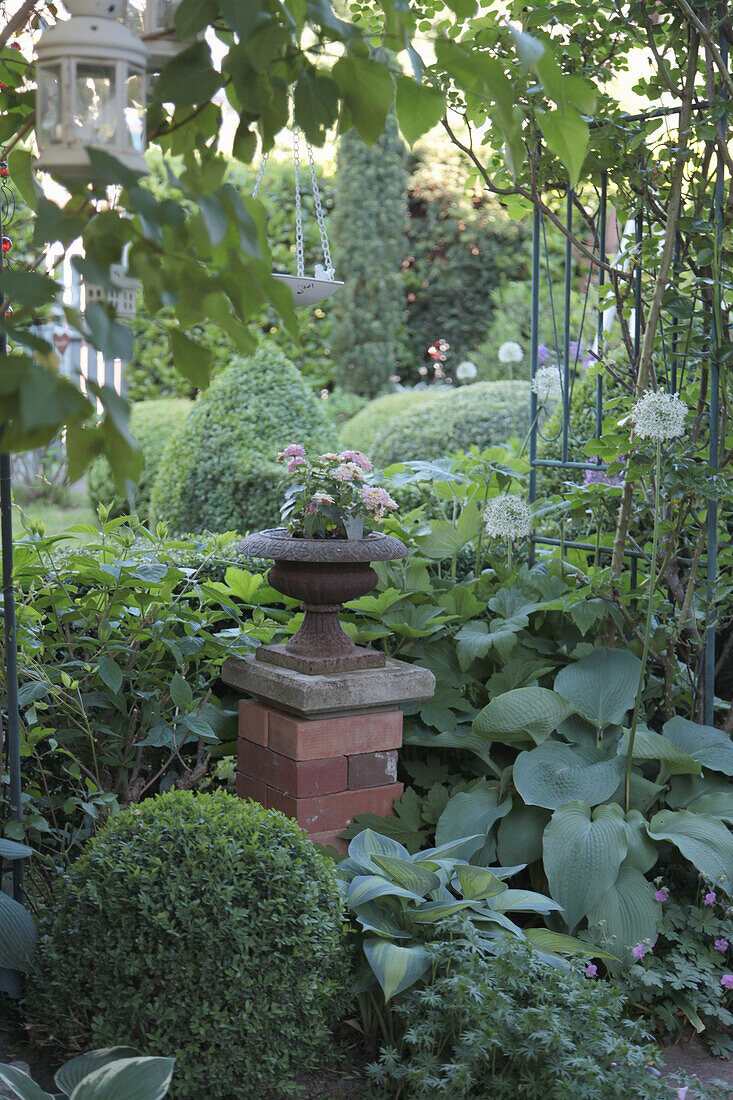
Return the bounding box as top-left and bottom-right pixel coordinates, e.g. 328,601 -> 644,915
531,365 -> 562,404
498,340 -> 523,364
630,390 -> 687,442
482,494 -> 532,541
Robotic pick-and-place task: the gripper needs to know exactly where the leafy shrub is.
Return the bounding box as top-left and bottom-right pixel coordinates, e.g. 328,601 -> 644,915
372,380 -> 529,465
87,398 -> 192,521
339,388 -> 448,454
332,114 -> 408,397
26,790 -> 348,1100
151,343 -> 335,534
321,388 -> 370,425
367,935 -> 704,1099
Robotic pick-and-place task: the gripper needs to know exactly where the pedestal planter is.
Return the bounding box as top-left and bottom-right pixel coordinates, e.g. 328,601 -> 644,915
237,527 -> 408,675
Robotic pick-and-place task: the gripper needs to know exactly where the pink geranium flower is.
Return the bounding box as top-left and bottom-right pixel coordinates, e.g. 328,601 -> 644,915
585,963 -> 598,978
654,888 -> 669,903
714,938 -> 729,953
721,973 -> 733,989
632,943 -> 649,961
705,891 -> 717,906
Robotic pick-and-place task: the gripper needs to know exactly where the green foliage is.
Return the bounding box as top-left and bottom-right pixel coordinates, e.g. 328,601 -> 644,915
371,381 -> 529,466
86,399 -> 192,521
367,935 -> 718,1100
339,389 -> 447,454
615,885 -> 733,1057
1,519 -> 277,868
321,388 -> 370,425
151,343 -> 335,534
0,840 -> 36,1000
0,1049 -> 175,1100
331,114 -> 408,397
26,790 -> 348,1100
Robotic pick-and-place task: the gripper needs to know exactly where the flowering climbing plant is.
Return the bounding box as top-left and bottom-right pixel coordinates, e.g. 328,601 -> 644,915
277,447 -> 398,539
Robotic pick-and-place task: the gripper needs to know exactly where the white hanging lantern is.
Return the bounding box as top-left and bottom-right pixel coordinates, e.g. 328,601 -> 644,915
35,0 -> 149,181
253,126 -> 343,308
85,262 -> 140,318
120,0 -> 188,70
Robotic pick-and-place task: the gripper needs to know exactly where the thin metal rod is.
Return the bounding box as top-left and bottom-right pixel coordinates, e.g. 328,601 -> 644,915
634,210 -> 643,362
532,535 -> 695,566
0,447 -> 22,902
528,200 -> 541,566
561,189 -> 573,467
596,174 -> 607,440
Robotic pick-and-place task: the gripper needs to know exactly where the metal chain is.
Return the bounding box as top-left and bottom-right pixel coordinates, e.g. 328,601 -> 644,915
305,137 -> 335,280
292,126 -> 305,278
251,150 -> 269,200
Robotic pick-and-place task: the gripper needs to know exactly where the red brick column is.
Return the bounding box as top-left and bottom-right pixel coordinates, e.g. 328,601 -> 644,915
235,700 -> 404,850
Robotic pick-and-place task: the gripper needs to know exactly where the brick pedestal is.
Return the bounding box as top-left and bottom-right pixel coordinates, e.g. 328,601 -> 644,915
222,654 -> 435,851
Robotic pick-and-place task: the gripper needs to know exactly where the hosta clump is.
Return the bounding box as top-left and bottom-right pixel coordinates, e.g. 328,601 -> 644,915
0,1049 -> 174,1100
367,935 -> 677,1100
26,790 -> 348,1100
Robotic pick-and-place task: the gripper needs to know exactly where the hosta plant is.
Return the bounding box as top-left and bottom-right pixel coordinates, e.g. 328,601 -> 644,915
338,827 -> 612,1016
0,1049 -> 174,1100
0,839 -> 36,999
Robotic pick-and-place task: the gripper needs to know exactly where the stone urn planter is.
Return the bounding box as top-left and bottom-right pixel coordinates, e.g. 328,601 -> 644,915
238,527 -> 408,675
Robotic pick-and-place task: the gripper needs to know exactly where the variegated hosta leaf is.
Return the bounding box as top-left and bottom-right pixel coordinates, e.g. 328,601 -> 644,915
370,854 -> 440,897
363,939 -> 431,1002
347,829 -> 411,873
455,864 -> 507,900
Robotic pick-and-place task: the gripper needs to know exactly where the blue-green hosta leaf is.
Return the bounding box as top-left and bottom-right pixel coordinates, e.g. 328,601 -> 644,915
0,840 -> 33,860
685,791 -> 733,824
623,810 -> 659,874
370,855 -> 440,897
363,939 -> 431,1001
416,835 -> 485,863
497,804 -> 550,865
68,1057 -> 175,1100
353,902 -> 410,940
474,687 -> 572,746
347,828 -> 411,872
663,717 -> 733,777
56,1050 -> 141,1096
524,928 -> 618,960
435,785 -> 511,848
0,891 -> 36,973
543,802 -> 628,930
493,889 -> 562,915
586,864 -> 660,961
471,909 -> 524,936
0,1064 -> 53,1100
554,648 -> 640,730
455,865 -> 507,900
617,726 -> 701,778
348,875 -> 426,907
513,742 -> 621,811
648,809 -> 733,892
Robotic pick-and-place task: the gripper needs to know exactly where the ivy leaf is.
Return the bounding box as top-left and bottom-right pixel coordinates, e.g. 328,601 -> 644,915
395,76 -> 445,146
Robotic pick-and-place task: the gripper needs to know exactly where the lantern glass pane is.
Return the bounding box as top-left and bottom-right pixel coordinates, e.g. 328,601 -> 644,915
157,0 -> 177,28
37,64 -> 63,145
124,69 -> 146,152
74,64 -> 117,146
123,0 -> 146,33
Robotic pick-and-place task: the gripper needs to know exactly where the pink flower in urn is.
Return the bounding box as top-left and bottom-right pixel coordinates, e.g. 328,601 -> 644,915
361,486 -> 398,520
287,456 -> 306,472
281,443 -> 306,459
339,449 -> 373,471
312,492 -> 335,505
332,462 -> 365,483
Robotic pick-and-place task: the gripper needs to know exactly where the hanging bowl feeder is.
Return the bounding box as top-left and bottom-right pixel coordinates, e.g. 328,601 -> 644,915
253,125 -> 343,308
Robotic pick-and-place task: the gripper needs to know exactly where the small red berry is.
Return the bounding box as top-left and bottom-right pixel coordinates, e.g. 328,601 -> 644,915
0,162 -> 9,179
10,42 -> 21,50
0,83 -> 7,91
1,236 -> 11,253
4,306 -> 12,317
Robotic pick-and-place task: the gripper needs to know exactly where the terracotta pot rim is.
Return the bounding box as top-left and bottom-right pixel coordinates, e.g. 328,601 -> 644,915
237,526 -> 408,563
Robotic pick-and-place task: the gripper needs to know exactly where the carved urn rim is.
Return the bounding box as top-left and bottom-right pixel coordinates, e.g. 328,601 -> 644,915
238,527 -> 408,564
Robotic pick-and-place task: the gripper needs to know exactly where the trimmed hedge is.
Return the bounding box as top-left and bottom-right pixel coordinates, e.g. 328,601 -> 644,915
371,380 -> 530,466
86,398 -> 192,522
26,790 -> 348,1100
151,344 -> 335,534
339,388 -> 448,455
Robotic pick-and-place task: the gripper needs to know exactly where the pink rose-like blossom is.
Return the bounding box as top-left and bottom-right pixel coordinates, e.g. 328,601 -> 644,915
715,938 -> 729,953
361,486 -> 398,520
721,973 -> 733,989
654,889 -> 669,903
585,963 -> 598,978
331,462 -> 364,483
632,943 -> 648,961
282,444 -> 306,458
339,449 -> 372,472
705,891 -> 717,906
287,456 -> 306,472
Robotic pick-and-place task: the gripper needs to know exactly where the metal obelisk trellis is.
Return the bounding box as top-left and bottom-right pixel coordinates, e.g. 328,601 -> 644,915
527,95 -> 726,727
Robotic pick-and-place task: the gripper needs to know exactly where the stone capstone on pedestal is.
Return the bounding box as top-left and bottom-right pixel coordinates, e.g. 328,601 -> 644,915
221,654 -> 436,850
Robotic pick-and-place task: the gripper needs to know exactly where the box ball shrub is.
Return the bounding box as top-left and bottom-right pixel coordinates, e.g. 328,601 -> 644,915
371,380 -> 530,466
26,790 -> 348,1100
86,398 -> 192,522
151,343 -> 335,534
339,388 -> 448,454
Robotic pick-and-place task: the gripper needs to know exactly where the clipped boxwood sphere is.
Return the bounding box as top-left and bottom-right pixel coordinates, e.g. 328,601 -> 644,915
372,380 -> 530,466
26,790 -> 348,1100
86,398 -> 193,523
151,344 -> 335,534
339,388 -> 447,454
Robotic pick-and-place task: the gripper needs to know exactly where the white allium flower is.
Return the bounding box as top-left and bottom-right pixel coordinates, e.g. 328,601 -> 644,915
456,359 -> 478,381
531,365 -> 562,404
630,390 -> 688,442
498,341 -> 523,364
482,494 -> 532,540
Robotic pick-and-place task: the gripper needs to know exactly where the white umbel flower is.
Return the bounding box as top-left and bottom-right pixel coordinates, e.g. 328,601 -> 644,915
456,359 -> 478,381
630,390 -> 687,441
531,365 -> 562,404
483,494 -> 532,540
498,341 -> 523,364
